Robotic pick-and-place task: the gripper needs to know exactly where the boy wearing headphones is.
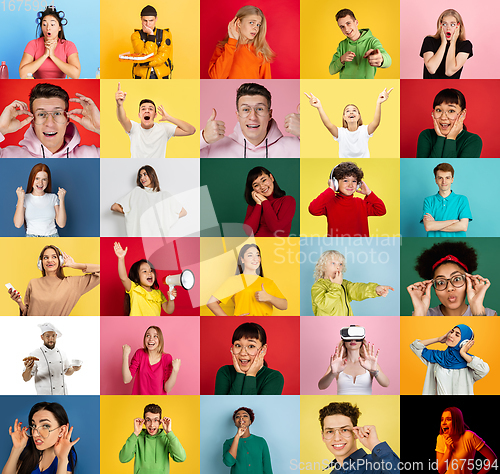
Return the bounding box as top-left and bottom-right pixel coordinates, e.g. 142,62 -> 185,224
308,161 -> 386,237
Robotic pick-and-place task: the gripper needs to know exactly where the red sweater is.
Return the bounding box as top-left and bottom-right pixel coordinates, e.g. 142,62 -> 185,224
308,188 -> 386,237
243,195 -> 296,237
208,38 -> 272,79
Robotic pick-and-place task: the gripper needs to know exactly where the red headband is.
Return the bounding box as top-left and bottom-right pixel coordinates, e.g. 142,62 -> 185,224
432,255 -> 468,272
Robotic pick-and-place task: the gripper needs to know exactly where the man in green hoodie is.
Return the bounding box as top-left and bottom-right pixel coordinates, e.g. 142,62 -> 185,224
329,9 -> 392,79
119,403 -> 187,474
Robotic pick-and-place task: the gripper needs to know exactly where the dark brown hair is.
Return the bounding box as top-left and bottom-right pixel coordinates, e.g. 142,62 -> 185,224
38,245 -> 65,280
319,402 -> 361,430
233,407 -> 255,423
29,83 -> 69,113
235,244 -> 263,276
236,83 -> 271,109
336,8 -> 356,21
137,165 -> 160,192
433,163 -> 454,177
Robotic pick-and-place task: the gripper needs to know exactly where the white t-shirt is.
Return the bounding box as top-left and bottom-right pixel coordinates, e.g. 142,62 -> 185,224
24,193 -> 59,236
128,121 -> 177,159
116,186 -> 183,237
334,124 -> 373,158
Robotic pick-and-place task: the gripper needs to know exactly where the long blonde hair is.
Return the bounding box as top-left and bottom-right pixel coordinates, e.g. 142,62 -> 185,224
342,104 -> 363,129
218,5 -> 275,63
431,9 -> 466,42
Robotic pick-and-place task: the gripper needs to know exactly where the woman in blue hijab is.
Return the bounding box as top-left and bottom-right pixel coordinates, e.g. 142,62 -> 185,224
410,324 -> 489,395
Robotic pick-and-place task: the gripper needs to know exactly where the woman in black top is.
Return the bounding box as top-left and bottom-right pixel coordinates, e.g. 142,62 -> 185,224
420,9 -> 472,79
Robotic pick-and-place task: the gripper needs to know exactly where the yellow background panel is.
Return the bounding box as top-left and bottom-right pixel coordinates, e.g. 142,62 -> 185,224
300,0 -> 400,79
100,0 -> 200,79
100,79 -> 200,158
0,238 -> 100,316
301,79 -> 400,158
400,317 -> 500,395
300,158 -> 400,237
300,395 -> 400,470
100,395 -> 200,473
200,237 -> 301,316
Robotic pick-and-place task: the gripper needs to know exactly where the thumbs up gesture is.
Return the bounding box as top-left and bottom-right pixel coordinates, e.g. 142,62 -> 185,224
115,82 -> 127,106
363,49 -> 384,67
202,108 -> 226,144
255,283 -> 271,303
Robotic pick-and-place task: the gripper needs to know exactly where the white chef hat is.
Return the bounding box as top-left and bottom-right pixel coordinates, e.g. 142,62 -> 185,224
38,323 -> 62,338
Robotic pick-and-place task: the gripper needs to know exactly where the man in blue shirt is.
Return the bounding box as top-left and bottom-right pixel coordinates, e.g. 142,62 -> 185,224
421,163 -> 472,237
320,402 -> 399,473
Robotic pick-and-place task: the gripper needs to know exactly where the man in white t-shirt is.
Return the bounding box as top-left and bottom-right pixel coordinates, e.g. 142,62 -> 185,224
115,82 -> 196,158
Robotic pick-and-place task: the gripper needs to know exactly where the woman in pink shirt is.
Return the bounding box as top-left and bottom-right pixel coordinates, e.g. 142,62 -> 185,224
121,326 -> 181,395
19,5 -> 80,79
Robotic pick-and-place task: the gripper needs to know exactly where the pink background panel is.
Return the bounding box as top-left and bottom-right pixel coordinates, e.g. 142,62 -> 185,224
300,316 -> 400,395
200,0 -> 300,79
200,79 -> 300,138
400,79 -> 498,158
400,0 -> 500,79
100,237 -> 200,316
100,316 -> 200,395
200,316 -> 300,395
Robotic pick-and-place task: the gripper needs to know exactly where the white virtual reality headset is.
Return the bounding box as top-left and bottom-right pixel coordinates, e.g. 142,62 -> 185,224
340,325 -> 366,341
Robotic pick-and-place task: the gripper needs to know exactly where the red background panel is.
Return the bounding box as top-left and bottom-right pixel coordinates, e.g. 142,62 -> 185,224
100,237 -> 200,316
400,79 -> 498,158
200,0 -> 300,79
200,316 -> 300,395
0,79 -> 100,148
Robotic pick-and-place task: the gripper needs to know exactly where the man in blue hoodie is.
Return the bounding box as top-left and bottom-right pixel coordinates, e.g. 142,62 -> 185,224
329,9 -> 392,79
119,403 -> 186,474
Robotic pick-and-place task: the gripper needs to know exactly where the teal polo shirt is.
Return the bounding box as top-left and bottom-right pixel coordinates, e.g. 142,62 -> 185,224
420,191 -> 472,237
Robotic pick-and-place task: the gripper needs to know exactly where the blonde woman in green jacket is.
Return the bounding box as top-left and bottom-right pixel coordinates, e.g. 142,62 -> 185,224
311,250 -> 394,316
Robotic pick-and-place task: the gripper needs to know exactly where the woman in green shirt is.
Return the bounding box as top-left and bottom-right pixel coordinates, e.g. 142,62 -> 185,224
214,322 -> 284,395
223,407 -> 273,474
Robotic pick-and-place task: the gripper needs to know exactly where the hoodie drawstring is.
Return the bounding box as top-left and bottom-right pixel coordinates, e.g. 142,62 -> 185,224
265,138 -> 268,158
243,138 -> 268,158
40,145 -> 70,158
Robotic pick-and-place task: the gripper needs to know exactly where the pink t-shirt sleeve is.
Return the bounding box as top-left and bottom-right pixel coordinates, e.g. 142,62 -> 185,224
129,349 -> 142,378
163,353 -> 173,387
24,39 -> 38,57
63,39 -> 78,56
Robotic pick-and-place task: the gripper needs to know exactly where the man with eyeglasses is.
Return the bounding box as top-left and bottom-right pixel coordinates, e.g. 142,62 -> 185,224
421,162 -> 471,237
0,82 -> 100,158
22,322 -> 81,395
119,403 -> 186,474
200,82 -> 300,158
319,402 -> 399,473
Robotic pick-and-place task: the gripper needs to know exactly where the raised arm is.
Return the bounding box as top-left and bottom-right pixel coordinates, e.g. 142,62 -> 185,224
164,358 -> 181,393
114,242 -> 132,291
2,419 -> 29,474
115,82 -> 132,133
122,344 -> 133,384
318,345 -> 346,390
55,187 -> 67,228
305,93 -> 338,138
367,88 -> 393,135
13,187 -> 26,228
157,105 -> 196,137
62,253 -> 99,274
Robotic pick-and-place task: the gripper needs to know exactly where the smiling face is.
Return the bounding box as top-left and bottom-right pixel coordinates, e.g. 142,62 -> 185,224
435,170 -> 454,193
42,248 -> 60,274
41,331 -> 57,349
31,410 -> 62,450
446,327 -> 462,348
239,15 -> 262,43
32,171 -> 49,196
138,262 -> 155,288
32,97 -> 69,154
337,15 -> 360,41
234,409 -> 252,428
322,414 -> 357,462
324,257 -> 344,279
139,169 -> 152,188
141,15 -> 157,32
236,94 -> 272,146
240,246 -> 261,274
343,105 -> 361,129
144,412 -> 160,436
432,102 -> 463,136
433,262 -> 467,311
41,15 -> 61,40
232,337 -> 265,372
139,102 -> 157,129
252,173 -> 274,197
144,327 -> 160,352
441,15 -> 460,41
337,175 -> 358,196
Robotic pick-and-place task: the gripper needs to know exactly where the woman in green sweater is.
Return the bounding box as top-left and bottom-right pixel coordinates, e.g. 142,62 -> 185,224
223,407 -> 273,474
214,322 -> 284,395
417,88 -> 482,158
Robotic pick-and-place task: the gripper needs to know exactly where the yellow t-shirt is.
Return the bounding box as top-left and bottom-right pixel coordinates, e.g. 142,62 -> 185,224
126,282 -> 167,316
213,275 -> 284,316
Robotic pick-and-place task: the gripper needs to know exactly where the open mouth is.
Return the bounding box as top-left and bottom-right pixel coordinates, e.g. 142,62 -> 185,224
331,443 -> 347,450
239,358 -> 251,367
442,426 -> 449,433
144,116 -> 151,121
147,276 -> 153,284
246,124 -> 260,129
446,32 -> 452,39
43,131 -> 57,137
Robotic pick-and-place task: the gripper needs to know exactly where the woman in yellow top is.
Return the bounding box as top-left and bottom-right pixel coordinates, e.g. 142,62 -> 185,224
114,242 -> 175,316
207,244 -> 287,316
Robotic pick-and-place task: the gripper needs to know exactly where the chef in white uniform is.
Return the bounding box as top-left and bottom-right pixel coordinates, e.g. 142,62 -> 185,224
22,322 -> 82,395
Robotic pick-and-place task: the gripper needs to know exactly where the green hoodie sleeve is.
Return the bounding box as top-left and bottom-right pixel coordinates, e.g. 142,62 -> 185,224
368,36 -> 391,69
215,365 -> 245,395
222,438 -> 236,467
119,433 -> 138,463
166,431 -> 187,463
329,42 -> 347,75
344,280 -> 379,301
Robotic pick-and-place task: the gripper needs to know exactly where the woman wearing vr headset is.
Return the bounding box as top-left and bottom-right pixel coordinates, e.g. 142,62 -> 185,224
19,5 -> 81,79
305,88 -> 392,158
410,324 -> 489,395
7,244 -> 100,316
14,163 -> 66,237
407,241 -> 496,316
111,165 -> 187,237
318,325 -> 390,394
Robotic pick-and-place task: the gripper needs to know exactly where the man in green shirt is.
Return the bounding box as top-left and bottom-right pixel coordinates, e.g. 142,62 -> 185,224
329,9 -> 392,79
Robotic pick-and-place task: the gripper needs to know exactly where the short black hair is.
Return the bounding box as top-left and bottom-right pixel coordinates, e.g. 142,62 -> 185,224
236,83 -> 272,109
336,8 -> 356,21
415,241 -> 478,280
139,99 -> 156,112
29,83 -> 69,113
319,402 -> 361,430
143,403 -> 162,419
333,161 -> 364,183
233,407 -> 255,424
433,88 -> 466,110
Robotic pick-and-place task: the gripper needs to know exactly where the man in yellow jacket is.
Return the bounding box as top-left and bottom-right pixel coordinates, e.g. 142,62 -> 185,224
131,5 -> 173,79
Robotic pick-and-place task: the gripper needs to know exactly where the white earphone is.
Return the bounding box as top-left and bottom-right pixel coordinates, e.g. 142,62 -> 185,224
329,164 -> 362,192
37,246 -> 64,271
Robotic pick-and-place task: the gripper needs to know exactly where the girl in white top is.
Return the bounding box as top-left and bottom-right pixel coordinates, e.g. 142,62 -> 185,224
13,163 -> 66,237
305,88 -> 393,158
111,165 -> 187,237
317,326 -> 390,395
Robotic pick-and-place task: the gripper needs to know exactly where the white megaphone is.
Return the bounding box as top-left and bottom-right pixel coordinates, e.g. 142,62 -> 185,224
164,269 -> 195,300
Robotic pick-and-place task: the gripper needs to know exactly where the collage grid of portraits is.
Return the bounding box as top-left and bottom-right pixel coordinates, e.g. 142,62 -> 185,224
1,0 -> 499,473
